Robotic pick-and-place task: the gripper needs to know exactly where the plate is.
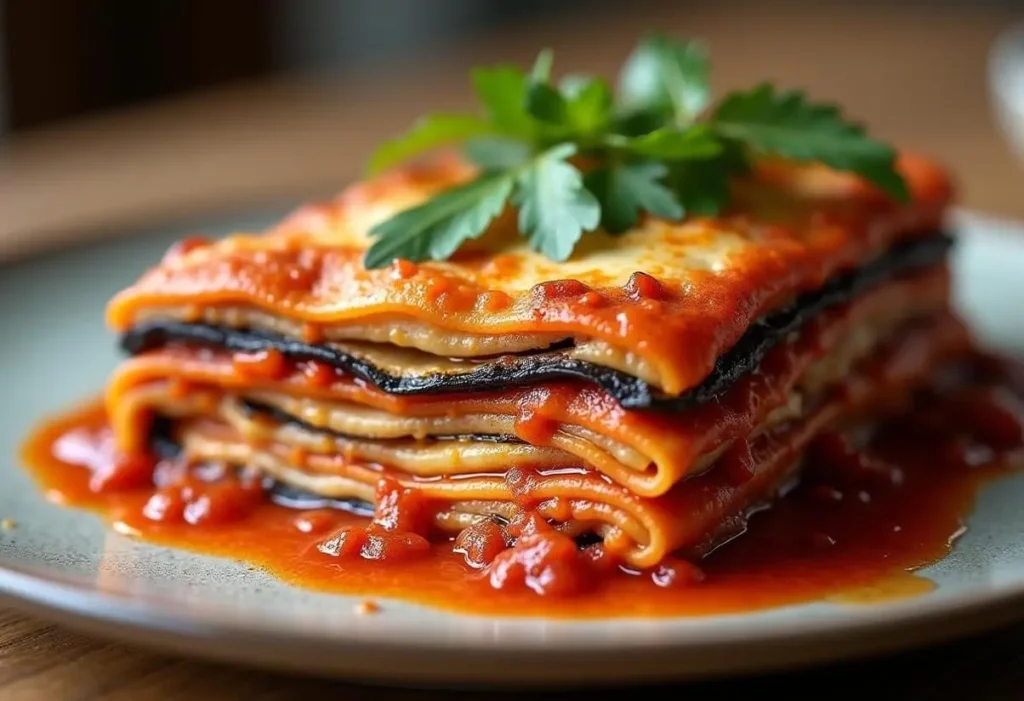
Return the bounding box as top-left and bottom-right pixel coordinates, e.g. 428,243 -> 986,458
1,208 -> 1023,688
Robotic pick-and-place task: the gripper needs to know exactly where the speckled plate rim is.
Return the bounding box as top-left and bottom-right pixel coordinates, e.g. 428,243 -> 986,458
0,208 -> 1023,687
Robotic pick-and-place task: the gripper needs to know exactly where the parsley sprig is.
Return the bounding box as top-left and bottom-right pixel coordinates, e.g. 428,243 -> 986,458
363,36 -> 908,269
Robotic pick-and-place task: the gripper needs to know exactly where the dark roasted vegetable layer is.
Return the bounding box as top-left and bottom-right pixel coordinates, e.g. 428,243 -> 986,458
121,232 -> 953,410
148,414 -> 378,516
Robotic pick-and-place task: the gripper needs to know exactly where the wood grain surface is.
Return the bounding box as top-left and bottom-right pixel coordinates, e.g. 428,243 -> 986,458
3,607 -> 1024,701
2,1 -> 1024,698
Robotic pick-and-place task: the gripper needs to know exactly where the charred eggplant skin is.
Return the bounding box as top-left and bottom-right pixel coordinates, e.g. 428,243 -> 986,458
120,233 -> 952,410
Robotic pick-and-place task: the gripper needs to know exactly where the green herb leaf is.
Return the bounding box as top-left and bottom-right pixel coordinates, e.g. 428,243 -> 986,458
471,65 -> 533,138
711,84 -> 909,201
585,162 -> 684,234
364,38 -> 911,268
366,113 -> 495,175
618,35 -> 710,123
364,173 -> 514,268
513,144 -> 600,261
530,49 -> 554,82
621,124 -> 722,160
464,137 -> 532,170
612,106 -> 670,137
664,140 -> 751,215
666,161 -> 733,216
558,74 -> 591,95
526,82 -> 568,125
562,77 -> 613,135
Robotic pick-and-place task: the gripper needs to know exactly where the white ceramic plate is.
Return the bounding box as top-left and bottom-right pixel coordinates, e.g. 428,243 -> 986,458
1,209 -> 1023,688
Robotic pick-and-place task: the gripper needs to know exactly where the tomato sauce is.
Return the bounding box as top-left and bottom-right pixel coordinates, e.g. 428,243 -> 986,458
19,356 -> 1024,618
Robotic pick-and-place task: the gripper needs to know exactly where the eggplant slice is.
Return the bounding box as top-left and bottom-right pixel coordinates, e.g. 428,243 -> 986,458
121,233 -> 953,410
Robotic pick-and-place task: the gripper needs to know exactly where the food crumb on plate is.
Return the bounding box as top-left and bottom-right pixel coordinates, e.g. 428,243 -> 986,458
354,600 -> 381,615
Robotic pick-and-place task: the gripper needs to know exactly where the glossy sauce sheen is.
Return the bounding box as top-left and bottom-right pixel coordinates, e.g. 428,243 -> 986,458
21,357 -> 1024,617
105,154 -> 953,396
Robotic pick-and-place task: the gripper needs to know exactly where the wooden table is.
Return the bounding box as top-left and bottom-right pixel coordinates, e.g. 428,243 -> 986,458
2,1 -> 1023,698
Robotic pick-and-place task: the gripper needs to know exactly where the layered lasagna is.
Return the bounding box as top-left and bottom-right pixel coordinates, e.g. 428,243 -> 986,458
103,153 -> 966,574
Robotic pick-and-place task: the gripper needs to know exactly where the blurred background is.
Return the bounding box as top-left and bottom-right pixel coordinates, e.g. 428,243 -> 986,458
1,0 -> 1023,258
2,0 -> 617,132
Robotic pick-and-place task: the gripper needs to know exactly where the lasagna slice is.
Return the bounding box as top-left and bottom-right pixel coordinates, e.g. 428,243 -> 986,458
102,154 -> 964,572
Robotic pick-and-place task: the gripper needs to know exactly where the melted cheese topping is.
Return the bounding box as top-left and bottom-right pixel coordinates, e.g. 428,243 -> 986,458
106,153 -> 952,396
